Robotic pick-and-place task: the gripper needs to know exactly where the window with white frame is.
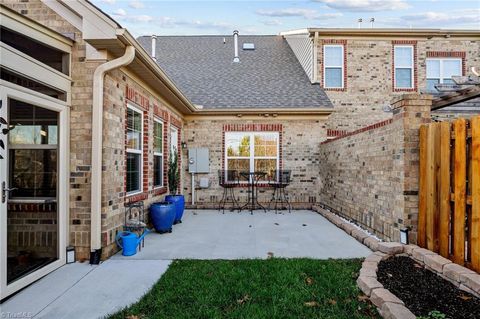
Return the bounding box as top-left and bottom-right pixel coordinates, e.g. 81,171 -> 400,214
225,132 -> 279,181
394,46 -> 414,89
170,126 -> 178,155
426,58 -> 462,92
126,105 -> 142,194
323,45 -> 344,89
153,119 -> 163,188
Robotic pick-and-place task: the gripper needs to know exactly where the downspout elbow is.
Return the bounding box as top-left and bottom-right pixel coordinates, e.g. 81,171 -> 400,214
90,45 -> 135,264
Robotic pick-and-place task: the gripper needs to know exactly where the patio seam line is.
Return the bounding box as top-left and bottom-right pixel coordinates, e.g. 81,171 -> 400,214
32,265 -> 97,318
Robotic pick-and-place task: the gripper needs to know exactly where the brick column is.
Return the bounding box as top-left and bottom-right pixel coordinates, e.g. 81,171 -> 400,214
390,93 -> 433,243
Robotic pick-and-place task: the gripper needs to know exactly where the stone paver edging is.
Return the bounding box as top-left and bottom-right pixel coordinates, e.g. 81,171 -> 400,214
312,205 -> 480,319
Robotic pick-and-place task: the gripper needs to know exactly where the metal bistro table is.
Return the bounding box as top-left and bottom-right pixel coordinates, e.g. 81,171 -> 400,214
239,171 -> 267,214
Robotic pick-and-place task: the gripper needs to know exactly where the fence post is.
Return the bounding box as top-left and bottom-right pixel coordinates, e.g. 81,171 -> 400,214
390,94 -> 433,244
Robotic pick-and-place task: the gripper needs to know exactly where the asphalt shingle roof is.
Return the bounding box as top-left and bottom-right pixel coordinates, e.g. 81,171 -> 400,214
137,35 -> 333,109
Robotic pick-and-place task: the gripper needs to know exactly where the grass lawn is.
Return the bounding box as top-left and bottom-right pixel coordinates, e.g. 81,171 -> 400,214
108,258 -> 379,319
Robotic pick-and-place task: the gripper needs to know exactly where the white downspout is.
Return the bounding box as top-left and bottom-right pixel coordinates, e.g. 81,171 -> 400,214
90,45 -> 135,263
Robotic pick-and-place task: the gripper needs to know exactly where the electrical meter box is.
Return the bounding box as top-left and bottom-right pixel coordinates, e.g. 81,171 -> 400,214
188,148 -> 209,173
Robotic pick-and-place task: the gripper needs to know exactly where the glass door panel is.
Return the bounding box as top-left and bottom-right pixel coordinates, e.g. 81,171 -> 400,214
6,99 -> 59,284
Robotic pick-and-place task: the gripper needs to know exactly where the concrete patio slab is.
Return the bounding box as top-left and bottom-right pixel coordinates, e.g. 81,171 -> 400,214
1,259 -> 171,319
2,209 -> 370,319
1,262 -> 95,317
112,210 -> 371,260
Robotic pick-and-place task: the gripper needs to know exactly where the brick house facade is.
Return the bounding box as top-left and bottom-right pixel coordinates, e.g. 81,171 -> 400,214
282,28 -> 480,132
0,0 -> 192,282
182,117 -> 328,208
1,0 -> 478,300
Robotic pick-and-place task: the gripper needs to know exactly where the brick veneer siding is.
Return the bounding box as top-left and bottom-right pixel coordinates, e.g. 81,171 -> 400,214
315,37 -> 480,132
183,119 -> 327,208
101,71 -> 184,258
318,94 -> 433,243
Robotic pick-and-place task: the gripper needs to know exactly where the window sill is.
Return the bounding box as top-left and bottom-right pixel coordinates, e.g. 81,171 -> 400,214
8,198 -> 57,204
153,187 -> 167,196
230,182 -> 274,188
393,88 -> 417,92
324,87 -> 346,92
125,192 -> 148,204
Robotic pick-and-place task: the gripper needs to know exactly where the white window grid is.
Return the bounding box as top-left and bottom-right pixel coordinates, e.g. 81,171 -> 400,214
426,57 -> 462,84
394,45 -> 414,89
170,126 -> 178,155
126,103 -> 143,195
224,132 -> 280,183
323,44 -> 344,89
153,118 -> 164,188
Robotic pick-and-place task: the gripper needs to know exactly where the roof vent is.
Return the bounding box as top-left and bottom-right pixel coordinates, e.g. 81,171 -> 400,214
151,34 -> 157,61
233,30 -> 240,63
243,43 -> 255,50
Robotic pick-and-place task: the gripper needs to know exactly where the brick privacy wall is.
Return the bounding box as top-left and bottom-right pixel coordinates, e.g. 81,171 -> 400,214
7,203 -> 58,258
318,94 -> 433,243
101,70 -> 183,258
1,0 -> 103,260
318,120 -> 402,241
182,118 -> 327,208
316,38 -> 480,131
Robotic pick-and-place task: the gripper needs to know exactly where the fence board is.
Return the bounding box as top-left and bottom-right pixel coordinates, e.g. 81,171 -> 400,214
439,122 -> 451,258
419,117 -> 478,271
418,125 -> 428,248
471,116 -> 480,272
426,124 -> 436,251
452,119 -> 466,265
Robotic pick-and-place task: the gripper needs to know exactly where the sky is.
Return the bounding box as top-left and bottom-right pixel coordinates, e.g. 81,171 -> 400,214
91,0 -> 480,36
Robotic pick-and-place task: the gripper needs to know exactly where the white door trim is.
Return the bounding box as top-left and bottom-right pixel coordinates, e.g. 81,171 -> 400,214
0,85 -> 69,300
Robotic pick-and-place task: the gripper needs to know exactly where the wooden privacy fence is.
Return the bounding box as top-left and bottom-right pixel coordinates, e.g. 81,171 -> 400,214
418,116 -> 480,272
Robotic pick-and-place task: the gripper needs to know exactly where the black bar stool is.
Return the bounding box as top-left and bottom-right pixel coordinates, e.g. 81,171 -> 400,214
268,170 -> 292,214
218,170 -> 240,213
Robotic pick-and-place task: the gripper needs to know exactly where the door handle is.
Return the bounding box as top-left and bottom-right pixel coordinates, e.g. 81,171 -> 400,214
2,181 -> 17,203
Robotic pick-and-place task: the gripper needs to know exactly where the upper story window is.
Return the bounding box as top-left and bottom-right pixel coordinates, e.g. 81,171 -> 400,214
394,46 -> 414,89
1,27 -> 69,76
126,105 -> 143,194
323,45 -> 344,89
153,119 -> 164,188
225,132 -> 279,181
426,58 -> 462,92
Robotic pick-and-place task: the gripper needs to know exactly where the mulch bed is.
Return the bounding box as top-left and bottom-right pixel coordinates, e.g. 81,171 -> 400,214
377,256 -> 480,319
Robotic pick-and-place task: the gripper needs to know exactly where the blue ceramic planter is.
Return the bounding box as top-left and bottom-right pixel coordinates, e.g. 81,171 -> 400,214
165,195 -> 185,224
150,202 -> 175,233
